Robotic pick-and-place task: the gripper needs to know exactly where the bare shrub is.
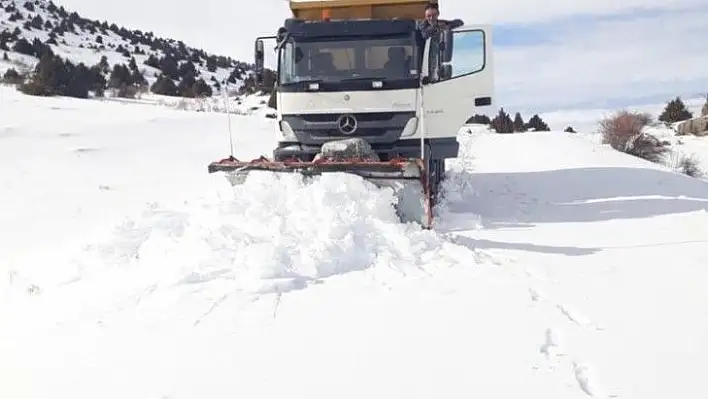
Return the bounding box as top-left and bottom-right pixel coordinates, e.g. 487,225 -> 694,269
599,110 -> 668,163
600,110 -> 647,148
677,155 -> 705,178
627,134 -> 670,163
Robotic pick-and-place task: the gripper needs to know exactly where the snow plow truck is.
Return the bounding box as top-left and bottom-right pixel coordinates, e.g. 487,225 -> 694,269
208,0 -> 494,229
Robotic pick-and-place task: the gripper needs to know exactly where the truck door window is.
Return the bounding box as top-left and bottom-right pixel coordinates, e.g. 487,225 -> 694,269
448,30 -> 485,78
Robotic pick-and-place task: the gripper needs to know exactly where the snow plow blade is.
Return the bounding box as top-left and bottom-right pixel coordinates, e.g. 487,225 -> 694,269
207,156 -> 433,229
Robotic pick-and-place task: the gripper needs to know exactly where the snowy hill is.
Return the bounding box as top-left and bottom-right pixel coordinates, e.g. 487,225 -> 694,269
540,96 -> 707,135
544,97 -> 708,180
2,83 -> 708,399
0,0 -> 254,98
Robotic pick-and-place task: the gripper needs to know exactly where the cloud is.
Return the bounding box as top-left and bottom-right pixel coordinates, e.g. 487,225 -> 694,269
492,4 -> 708,112
54,0 -> 708,112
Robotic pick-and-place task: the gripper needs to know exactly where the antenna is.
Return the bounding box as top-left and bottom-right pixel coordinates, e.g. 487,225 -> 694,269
222,80 -> 234,158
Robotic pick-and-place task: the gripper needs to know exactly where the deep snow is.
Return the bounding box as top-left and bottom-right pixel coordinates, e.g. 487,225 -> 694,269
1,85 -> 708,399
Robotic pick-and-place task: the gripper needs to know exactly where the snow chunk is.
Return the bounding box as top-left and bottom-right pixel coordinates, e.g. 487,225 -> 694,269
315,138 -> 380,161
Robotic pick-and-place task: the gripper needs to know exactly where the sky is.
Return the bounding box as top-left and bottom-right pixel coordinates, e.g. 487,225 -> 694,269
54,0 -> 708,114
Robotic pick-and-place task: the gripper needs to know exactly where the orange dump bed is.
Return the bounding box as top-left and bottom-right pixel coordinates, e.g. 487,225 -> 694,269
289,0 -> 434,21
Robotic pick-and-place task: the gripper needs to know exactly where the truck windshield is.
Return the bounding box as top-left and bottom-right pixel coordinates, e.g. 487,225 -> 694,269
278,35 -> 419,85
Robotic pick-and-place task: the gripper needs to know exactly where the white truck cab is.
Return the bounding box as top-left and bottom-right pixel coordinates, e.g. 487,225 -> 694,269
251,0 -> 494,202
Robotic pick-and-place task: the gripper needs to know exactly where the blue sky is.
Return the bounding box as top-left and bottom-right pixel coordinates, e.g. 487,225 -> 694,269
57,0 -> 708,114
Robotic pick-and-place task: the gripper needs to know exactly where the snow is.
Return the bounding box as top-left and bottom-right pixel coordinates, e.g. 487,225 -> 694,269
2,83 -> 708,399
533,95 -> 708,178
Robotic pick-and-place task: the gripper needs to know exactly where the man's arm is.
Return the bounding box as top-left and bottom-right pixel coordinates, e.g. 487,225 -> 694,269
439,18 -> 464,29
447,18 -> 464,29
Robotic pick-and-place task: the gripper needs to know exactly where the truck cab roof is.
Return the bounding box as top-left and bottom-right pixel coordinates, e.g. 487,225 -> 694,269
283,18 -> 419,40
289,0 -> 433,21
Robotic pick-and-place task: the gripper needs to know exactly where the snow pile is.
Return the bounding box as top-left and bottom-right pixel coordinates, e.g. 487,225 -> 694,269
2,168 -> 484,331
430,126 -> 490,230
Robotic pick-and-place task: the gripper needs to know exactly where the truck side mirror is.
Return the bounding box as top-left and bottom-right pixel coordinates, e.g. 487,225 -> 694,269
441,29 -> 453,63
254,39 -> 264,85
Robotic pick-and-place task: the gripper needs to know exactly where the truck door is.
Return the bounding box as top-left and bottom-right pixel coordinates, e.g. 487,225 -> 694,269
420,25 -> 494,139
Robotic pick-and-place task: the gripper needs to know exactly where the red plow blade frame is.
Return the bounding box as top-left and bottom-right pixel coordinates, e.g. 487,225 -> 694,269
208,155 -> 433,229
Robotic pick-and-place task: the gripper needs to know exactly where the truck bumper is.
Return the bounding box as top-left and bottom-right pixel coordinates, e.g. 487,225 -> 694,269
274,137 -> 459,161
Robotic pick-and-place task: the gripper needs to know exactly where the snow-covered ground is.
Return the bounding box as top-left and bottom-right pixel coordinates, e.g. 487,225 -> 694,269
1,84 -> 708,399
538,96 -> 708,179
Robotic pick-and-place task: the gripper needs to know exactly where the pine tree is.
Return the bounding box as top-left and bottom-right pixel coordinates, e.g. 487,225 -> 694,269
150,74 -> 178,96
2,68 -> 22,84
177,70 -> 197,97
658,96 -> 693,123
526,114 -> 550,131
491,108 -> 514,133
465,114 -> 490,124
513,112 -> 526,132
192,78 -> 213,97
97,55 -> 109,74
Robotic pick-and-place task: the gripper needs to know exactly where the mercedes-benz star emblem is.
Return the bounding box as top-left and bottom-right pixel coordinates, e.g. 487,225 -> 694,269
337,114 -> 357,135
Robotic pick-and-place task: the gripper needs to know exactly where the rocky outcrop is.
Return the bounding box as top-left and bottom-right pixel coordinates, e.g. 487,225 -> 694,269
676,98 -> 708,136
677,116 -> 708,136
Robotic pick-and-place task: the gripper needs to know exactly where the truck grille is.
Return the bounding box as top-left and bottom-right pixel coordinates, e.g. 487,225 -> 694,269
282,111 -> 415,144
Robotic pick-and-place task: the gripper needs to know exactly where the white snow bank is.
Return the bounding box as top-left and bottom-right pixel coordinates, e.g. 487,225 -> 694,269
2,168 -> 485,331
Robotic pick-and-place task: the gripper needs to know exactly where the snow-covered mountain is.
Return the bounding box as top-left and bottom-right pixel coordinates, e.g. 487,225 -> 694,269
0,0 -> 256,98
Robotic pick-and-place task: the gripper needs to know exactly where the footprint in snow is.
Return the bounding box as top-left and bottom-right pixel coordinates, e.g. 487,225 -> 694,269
556,303 -> 604,331
539,327 -> 562,359
74,147 -> 99,153
572,361 -> 613,397
529,287 -> 544,301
